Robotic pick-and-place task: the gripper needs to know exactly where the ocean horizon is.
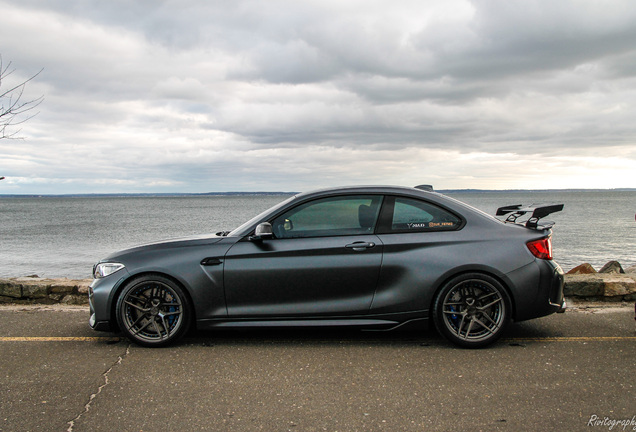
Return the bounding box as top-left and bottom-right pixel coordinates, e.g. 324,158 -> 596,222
1,187 -> 635,199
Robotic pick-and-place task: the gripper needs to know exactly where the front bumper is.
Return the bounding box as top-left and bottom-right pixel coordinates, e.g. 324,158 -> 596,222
89,300 -> 112,331
88,272 -> 127,332
88,282 -> 113,332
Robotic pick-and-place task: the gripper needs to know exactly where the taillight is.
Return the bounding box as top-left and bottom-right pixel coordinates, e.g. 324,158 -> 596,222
527,237 -> 553,260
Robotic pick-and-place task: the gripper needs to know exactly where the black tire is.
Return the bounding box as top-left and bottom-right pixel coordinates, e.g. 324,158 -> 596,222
432,273 -> 511,348
115,275 -> 191,347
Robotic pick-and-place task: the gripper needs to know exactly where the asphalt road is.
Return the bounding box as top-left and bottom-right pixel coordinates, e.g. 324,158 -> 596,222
0,302 -> 635,432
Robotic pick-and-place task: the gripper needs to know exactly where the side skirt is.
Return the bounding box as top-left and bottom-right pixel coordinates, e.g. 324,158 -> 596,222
195,311 -> 429,332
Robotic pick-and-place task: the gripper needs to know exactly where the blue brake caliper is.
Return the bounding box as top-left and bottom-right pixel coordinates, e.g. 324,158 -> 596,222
166,296 -> 177,328
449,293 -> 460,329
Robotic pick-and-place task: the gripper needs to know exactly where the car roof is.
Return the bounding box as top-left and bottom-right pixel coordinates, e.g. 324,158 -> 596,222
295,185 -> 434,198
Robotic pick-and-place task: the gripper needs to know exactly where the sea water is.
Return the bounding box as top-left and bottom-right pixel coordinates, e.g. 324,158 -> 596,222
0,191 -> 634,279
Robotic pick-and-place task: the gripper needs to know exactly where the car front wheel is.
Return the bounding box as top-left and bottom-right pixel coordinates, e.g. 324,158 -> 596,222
432,273 -> 511,348
116,275 -> 191,347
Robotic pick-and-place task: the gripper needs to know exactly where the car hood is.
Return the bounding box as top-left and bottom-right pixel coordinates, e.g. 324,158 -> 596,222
102,233 -> 227,261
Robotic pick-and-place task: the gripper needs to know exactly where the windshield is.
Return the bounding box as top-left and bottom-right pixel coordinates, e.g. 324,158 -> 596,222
228,195 -> 297,237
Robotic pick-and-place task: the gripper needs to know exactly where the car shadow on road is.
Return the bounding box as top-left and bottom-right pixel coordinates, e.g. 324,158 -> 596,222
192,327 -> 440,346
176,321 -> 558,349
93,317 -> 561,349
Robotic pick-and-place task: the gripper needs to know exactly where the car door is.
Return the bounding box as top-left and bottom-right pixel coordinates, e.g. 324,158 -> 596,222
223,195 -> 384,317
371,195 -> 465,314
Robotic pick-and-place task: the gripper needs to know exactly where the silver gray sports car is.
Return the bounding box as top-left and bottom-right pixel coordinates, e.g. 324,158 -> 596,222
89,185 -> 565,348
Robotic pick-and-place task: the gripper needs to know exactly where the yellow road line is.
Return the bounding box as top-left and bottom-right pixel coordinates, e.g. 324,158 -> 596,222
0,336 -> 121,342
503,336 -> 636,342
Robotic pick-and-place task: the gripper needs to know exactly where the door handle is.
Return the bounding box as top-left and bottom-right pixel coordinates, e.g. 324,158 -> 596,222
345,241 -> 375,251
201,257 -> 223,266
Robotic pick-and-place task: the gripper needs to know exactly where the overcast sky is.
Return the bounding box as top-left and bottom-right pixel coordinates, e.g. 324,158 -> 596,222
1,0 -> 635,194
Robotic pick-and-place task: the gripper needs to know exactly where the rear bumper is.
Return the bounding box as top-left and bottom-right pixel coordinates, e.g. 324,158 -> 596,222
548,261 -> 566,312
549,298 -> 567,313
510,259 -> 565,321
538,260 -> 566,317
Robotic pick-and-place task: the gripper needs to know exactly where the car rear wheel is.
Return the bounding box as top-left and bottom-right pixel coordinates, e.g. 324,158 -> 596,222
433,273 -> 511,348
116,275 -> 191,347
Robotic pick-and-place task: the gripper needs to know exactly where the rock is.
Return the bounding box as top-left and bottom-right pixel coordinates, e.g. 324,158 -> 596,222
0,280 -> 23,298
50,283 -> 74,294
48,293 -> 65,302
625,264 -> 636,274
564,274 -> 636,299
564,275 -> 604,296
60,294 -> 88,305
603,276 -> 636,296
566,263 -> 597,274
599,261 -> 624,274
21,284 -> 49,299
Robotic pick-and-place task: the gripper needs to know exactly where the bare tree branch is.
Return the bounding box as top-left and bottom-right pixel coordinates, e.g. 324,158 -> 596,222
0,55 -> 44,140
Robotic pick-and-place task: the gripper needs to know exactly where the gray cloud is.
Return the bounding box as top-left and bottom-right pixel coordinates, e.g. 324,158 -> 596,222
1,0 -> 635,193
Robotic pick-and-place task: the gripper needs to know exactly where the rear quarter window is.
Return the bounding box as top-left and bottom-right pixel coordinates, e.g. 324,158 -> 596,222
381,196 -> 463,233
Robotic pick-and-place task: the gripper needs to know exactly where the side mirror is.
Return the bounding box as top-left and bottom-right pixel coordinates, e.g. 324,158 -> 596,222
250,222 -> 274,241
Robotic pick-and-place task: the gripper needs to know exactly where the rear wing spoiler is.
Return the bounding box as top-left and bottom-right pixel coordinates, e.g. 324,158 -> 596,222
496,204 -> 564,229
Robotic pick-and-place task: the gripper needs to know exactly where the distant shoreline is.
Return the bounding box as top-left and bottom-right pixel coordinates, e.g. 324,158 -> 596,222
0,192 -> 298,198
1,188 -> 634,198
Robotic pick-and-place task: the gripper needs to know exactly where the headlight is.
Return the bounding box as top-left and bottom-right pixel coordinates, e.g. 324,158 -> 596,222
93,262 -> 125,279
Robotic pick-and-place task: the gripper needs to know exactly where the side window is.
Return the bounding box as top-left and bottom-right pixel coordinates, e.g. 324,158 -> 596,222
390,197 -> 461,232
271,195 -> 382,239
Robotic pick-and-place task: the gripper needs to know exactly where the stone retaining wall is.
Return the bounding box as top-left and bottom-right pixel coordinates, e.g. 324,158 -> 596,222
1,273 -> 635,305
0,277 -> 91,305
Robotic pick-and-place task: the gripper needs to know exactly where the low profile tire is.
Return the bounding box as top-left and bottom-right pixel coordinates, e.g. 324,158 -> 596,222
432,273 -> 511,348
115,275 -> 191,347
